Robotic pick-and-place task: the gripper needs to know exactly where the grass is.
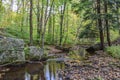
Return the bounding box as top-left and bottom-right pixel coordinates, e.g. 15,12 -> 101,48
106,46 -> 120,59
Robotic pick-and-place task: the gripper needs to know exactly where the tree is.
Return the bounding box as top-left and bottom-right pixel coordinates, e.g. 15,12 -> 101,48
115,1 -> 120,34
36,0 -> 41,44
52,4 -> 55,44
59,0 -> 67,46
29,0 -> 33,45
21,0 -> 25,32
41,0 -> 49,49
96,0 -> 104,50
104,0 -> 111,46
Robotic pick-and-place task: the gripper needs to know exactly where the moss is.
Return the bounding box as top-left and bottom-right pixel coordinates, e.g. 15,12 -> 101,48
29,56 -> 40,61
0,50 -> 3,53
40,53 -> 48,60
24,47 -> 30,60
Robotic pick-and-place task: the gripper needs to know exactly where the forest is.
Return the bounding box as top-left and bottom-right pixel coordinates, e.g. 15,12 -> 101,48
0,0 -> 120,80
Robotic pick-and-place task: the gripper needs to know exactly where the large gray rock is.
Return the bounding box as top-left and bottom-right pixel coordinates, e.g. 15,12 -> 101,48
0,37 -> 25,64
0,37 -> 24,50
26,46 -> 44,60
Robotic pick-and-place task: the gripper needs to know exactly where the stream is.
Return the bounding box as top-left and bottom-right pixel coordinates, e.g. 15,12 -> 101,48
0,59 -> 65,80
0,46 -> 87,80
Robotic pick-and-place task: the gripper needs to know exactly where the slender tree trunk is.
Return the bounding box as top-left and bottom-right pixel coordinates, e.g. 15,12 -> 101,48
36,0 -> 41,44
97,0 -> 104,50
39,0 -> 44,46
29,0 -> 33,45
48,17 -> 52,42
10,0 -> 14,11
59,0 -> 67,46
16,1 -> 20,13
63,4 -> 68,45
21,0 -> 25,32
41,0 -> 54,49
0,0 -> 2,8
59,5 -> 63,46
48,18 -> 51,34
104,0 -> 111,46
52,13 -> 55,43
116,2 -> 120,35
52,3 -> 55,44
41,0 -> 49,49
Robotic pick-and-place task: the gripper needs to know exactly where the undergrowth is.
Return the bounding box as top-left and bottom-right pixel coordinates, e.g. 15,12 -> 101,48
106,46 -> 120,59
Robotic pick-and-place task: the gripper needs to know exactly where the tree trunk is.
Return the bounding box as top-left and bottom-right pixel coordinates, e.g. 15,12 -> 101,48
10,0 -> 14,11
63,4 -> 68,45
41,0 -> 49,49
96,0 -> 104,50
59,0 -> 67,46
41,0 -> 54,49
21,0 -> 25,33
104,0 -> 111,46
116,2 -> 120,35
36,0 -> 41,44
48,16 -> 52,42
52,12 -> 55,44
39,0 -> 44,47
29,0 -> 33,46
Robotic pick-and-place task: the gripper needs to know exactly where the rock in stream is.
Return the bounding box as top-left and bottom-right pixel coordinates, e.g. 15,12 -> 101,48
0,37 -> 25,64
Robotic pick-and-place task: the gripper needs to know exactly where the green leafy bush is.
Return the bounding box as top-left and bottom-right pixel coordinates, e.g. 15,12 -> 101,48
106,46 -> 120,59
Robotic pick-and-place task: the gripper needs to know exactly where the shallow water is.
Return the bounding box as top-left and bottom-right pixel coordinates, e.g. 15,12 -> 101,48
0,60 -> 65,80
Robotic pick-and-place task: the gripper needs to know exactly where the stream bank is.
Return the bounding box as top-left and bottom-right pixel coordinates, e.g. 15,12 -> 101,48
1,36 -> 120,80
58,51 -> 120,80
0,45 -> 84,80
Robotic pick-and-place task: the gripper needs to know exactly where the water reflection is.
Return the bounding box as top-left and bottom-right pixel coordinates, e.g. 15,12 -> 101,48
25,63 -> 45,80
0,67 -> 25,80
0,60 -> 65,80
45,60 -> 64,80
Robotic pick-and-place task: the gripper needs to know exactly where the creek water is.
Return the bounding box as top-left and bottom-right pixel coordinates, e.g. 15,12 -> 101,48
0,59 -> 65,80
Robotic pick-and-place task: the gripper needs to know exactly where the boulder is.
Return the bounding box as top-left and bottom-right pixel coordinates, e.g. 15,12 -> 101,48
26,46 -> 44,60
0,37 -> 25,64
86,44 -> 102,54
79,48 -> 86,57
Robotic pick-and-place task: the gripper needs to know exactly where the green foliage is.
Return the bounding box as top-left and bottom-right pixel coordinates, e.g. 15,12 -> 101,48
29,56 -> 40,61
106,46 -> 120,59
24,47 -> 30,60
68,50 -> 83,60
79,25 -> 99,38
110,30 -> 119,41
5,27 -> 29,39
41,53 -> 48,59
0,0 -> 120,46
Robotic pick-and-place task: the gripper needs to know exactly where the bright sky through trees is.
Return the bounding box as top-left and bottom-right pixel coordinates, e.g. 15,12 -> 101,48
2,0 -> 17,11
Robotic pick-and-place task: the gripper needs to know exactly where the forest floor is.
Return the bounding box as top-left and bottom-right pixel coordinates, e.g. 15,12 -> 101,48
1,27 -> 120,80
57,50 -> 120,80
47,45 -> 120,80
46,45 -> 69,60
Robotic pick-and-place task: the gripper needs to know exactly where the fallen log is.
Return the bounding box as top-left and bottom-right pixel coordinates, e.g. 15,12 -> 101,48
86,37 -> 120,54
